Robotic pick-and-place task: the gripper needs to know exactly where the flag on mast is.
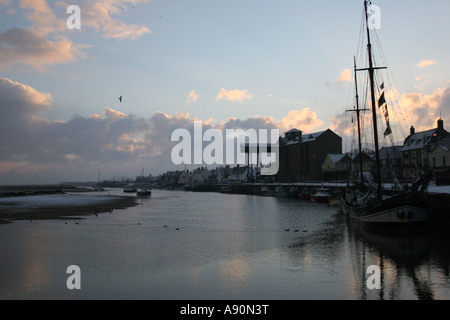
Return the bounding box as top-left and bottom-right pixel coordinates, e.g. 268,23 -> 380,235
378,92 -> 386,108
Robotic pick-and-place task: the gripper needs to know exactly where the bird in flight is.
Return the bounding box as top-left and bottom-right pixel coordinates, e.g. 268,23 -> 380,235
119,96 -> 123,103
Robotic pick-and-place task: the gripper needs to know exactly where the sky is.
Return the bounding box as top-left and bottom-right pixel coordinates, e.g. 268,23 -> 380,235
0,0 -> 449,185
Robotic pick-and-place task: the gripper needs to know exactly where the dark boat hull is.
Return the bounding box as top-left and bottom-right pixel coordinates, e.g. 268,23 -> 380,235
340,192 -> 428,223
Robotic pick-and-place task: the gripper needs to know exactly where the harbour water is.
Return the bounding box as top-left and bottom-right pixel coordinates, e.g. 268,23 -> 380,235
0,189 -> 449,300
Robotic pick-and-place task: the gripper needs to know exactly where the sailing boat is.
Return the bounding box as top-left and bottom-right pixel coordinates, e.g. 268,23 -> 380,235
339,1 -> 431,224
136,168 -> 152,196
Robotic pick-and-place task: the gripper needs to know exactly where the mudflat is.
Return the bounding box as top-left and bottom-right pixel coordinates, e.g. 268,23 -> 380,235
0,187 -> 138,223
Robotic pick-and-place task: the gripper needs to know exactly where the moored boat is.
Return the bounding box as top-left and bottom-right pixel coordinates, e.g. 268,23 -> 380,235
300,188 -> 311,200
328,196 -> 340,207
123,184 -> 137,193
311,187 -> 331,203
340,0 -> 430,224
137,189 -> 151,196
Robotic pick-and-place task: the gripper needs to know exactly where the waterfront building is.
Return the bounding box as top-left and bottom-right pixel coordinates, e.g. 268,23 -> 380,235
321,154 -> 352,182
379,146 -> 403,181
401,119 -> 449,180
178,171 -> 192,185
228,165 -> 250,183
428,137 -> 450,169
276,128 -> 342,182
192,167 -> 212,183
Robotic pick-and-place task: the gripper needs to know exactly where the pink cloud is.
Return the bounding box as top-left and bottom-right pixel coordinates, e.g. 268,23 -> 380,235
0,28 -> 89,71
186,90 -> 200,104
79,0 -> 152,40
330,83 -> 450,150
277,109 -> 325,133
417,59 -> 436,68
216,88 -> 254,103
336,69 -> 352,83
0,0 -> 151,71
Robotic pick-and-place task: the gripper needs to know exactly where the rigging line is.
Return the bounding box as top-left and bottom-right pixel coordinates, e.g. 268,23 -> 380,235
373,31 -> 414,131
344,81 -> 356,153
369,30 -> 407,148
355,5 -> 368,67
361,70 -> 371,150
371,62 -> 408,143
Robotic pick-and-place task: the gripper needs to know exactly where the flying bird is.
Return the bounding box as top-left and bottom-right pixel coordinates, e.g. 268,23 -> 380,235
119,96 -> 122,103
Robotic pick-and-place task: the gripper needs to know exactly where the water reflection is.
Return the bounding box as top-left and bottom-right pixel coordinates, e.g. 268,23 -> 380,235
344,218 -> 450,300
1,190 -> 449,300
219,257 -> 250,295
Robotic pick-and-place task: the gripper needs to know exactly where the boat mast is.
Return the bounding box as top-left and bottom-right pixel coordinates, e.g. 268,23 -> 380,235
363,0 -> 383,199
352,56 -> 368,187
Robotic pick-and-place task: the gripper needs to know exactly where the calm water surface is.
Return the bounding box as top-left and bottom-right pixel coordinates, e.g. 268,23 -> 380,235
1,189 -> 449,300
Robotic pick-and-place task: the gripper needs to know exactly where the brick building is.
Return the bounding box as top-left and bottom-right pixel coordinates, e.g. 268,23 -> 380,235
276,128 -> 342,182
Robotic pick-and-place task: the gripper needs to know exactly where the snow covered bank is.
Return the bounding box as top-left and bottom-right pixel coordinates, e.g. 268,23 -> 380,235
0,192 -> 138,223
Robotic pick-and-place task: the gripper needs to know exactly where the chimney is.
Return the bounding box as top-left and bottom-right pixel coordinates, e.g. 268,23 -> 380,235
438,118 -> 444,130
410,126 -> 415,135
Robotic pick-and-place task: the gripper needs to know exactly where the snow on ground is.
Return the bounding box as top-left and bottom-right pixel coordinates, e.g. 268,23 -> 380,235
0,193 -> 122,209
427,183 -> 450,194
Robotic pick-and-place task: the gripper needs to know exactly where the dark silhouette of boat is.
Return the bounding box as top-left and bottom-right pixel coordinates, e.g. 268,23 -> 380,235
340,1 -> 431,224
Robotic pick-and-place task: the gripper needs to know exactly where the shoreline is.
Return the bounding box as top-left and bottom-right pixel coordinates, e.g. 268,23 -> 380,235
0,193 -> 138,224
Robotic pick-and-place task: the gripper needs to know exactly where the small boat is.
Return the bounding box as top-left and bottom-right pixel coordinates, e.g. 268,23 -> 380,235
92,185 -> 105,191
328,197 -> 340,207
123,184 -> 137,193
260,186 -> 275,197
137,189 -> 151,196
311,187 -> 331,203
300,188 -> 311,200
182,183 -> 193,191
287,187 -> 300,198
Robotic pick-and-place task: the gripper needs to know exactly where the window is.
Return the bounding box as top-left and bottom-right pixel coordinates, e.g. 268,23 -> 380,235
444,156 -> 447,167
432,158 -> 436,168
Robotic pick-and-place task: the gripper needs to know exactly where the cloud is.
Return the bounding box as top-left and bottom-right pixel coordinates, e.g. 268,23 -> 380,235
0,0 -> 151,71
417,59 -> 436,68
0,28 -> 89,71
0,78 -> 53,117
216,88 -> 254,103
18,0 -> 152,39
399,85 -> 449,131
0,0 -> 86,71
336,69 -> 352,83
6,78 -> 448,184
0,78 -> 150,183
76,0 -> 152,40
0,78 -> 329,183
330,83 -> 450,151
277,109 -> 325,133
0,0 -> 12,6
20,0 -> 65,35
186,90 -> 200,104
103,107 -> 128,120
